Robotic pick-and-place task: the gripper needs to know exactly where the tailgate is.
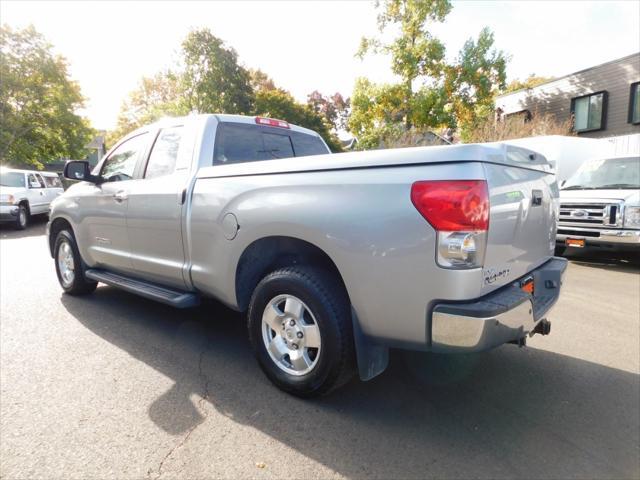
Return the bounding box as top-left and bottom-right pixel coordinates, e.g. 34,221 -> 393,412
480,158 -> 558,295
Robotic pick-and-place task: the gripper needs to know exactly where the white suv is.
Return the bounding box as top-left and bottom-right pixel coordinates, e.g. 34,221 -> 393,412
0,167 -> 64,229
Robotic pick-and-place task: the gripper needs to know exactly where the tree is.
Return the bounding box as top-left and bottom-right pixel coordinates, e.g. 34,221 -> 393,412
254,89 -> 342,152
357,0 -> 452,128
307,91 -> 350,132
249,68 -> 279,93
503,74 -> 554,94
353,1 -> 508,148
109,70 -> 186,145
182,28 -> 254,115
0,25 -> 93,168
444,27 -> 508,141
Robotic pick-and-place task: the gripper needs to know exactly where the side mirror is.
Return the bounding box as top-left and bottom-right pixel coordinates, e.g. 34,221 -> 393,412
64,161 -> 99,183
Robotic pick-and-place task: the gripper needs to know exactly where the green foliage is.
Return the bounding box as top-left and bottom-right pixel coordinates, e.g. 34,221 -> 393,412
255,89 -> 342,152
503,74 -> 554,94
109,70 -> 187,146
0,25 -> 94,168
182,28 -> 254,115
110,28 -> 341,152
353,1 -> 507,149
358,0 -> 451,129
445,27 -> 508,141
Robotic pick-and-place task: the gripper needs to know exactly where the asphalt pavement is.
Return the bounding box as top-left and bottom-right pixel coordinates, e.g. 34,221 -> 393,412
1,217 -> 639,479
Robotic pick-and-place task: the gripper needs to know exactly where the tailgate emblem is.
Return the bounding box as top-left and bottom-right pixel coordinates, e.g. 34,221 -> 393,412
483,266 -> 511,285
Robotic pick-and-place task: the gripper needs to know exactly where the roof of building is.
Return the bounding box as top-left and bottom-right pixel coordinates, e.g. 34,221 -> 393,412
497,52 -> 640,99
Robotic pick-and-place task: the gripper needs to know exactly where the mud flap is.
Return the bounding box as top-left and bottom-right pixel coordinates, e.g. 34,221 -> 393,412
351,307 -> 389,381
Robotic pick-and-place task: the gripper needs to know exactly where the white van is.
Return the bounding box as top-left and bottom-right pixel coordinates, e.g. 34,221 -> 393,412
0,167 -> 64,229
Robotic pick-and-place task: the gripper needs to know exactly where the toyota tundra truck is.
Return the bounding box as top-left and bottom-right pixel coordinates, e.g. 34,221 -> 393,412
47,114 -> 567,397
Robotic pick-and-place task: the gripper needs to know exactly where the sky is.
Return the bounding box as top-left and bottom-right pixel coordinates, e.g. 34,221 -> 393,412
2,0 -> 639,131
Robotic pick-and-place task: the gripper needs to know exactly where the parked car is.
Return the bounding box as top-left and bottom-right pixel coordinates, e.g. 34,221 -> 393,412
47,114 -> 567,397
0,167 -> 64,229
556,155 -> 640,254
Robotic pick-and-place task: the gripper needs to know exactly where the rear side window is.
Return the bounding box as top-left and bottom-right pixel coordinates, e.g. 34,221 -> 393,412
145,126 -> 183,179
214,123 -> 327,164
43,175 -> 62,188
290,131 -> 329,157
262,132 -> 294,159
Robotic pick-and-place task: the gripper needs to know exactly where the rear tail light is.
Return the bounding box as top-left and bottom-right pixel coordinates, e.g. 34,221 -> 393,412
411,180 -> 489,269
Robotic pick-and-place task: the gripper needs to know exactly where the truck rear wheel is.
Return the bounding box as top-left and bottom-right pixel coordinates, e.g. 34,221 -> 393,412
247,266 -> 356,397
54,229 -> 97,295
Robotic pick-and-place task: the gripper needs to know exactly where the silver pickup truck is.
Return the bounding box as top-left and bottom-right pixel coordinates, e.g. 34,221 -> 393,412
47,114 -> 567,396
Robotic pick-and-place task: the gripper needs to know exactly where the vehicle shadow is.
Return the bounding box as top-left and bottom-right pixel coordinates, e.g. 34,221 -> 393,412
60,287 -> 639,479
0,214 -> 48,240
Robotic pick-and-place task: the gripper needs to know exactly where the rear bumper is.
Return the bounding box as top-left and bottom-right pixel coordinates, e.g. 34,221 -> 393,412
557,228 -> 640,247
0,205 -> 19,222
430,257 -> 567,353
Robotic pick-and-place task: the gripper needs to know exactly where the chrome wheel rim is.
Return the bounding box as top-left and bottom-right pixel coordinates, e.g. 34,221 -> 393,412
18,208 -> 26,227
261,294 -> 322,376
57,241 -> 75,287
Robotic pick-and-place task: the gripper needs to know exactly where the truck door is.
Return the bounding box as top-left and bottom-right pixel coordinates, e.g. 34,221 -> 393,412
77,133 -> 149,273
26,173 -> 48,214
125,125 -> 189,289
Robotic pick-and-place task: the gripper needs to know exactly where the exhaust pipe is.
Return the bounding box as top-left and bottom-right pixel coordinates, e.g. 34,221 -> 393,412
533,319 -> 551,336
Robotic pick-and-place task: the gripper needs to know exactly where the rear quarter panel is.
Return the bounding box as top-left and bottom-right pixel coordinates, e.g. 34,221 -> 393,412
189,161 -> 492,348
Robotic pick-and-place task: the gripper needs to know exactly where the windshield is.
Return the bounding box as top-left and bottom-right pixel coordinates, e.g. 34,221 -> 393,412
0,172 -> 25,188
562,157 -> 640,190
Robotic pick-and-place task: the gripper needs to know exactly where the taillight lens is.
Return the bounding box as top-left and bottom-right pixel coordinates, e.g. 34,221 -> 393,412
410,180 -> 489,231
411,180 -> 490,269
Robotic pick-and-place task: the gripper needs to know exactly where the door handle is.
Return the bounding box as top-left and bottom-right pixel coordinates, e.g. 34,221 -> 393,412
39,191 -> 44,196
532,189 -> 543,206
113,191 -> 128,202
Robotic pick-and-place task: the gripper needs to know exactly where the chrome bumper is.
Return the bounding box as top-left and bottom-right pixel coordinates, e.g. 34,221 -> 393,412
0,205 -> 19,222
557,228 -> 640,246
430,257 -> 567,353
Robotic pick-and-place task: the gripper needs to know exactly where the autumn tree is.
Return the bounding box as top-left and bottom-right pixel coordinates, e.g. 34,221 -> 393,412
0,25 -> 93,168
307,91 -> 350,132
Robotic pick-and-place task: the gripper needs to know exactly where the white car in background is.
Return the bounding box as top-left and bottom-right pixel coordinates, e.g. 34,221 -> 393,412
0,167 -> 64,230
557,155 -> 640,253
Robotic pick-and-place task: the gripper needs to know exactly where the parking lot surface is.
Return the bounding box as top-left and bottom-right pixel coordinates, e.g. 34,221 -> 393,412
1,218 -> 639,479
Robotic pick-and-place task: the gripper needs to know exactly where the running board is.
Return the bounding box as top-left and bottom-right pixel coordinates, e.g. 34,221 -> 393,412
85,269 -> 200,308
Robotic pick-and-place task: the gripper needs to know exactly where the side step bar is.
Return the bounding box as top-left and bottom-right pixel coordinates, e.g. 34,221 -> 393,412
85,269 -> 200,309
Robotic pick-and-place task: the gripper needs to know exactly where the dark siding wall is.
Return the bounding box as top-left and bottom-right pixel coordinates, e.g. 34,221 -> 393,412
496,53 -> 640,138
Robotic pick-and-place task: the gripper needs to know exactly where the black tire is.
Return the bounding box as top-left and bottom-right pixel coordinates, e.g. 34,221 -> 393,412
247,266 -> 356,397
54,229 -> 97,295
14,204 -> 28,230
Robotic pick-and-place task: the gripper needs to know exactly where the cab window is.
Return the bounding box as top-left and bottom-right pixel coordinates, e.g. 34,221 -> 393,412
27,173 -> 44,188
145,126 -> 183,179
101,134 -> 148,182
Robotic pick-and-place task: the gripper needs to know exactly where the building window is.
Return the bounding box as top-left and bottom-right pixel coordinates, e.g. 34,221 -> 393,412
571,91 -> 607,133
505,109 -> 532,123
629,82 -> 640,125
